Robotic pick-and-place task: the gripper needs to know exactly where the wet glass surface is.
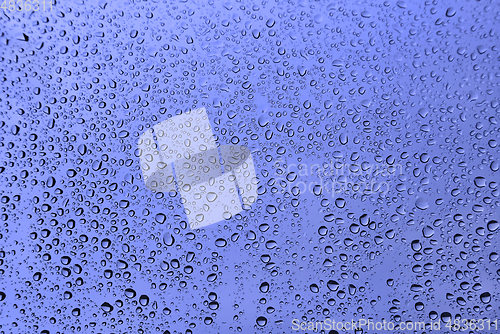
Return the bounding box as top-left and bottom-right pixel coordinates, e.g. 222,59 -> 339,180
0,1 -> 499,333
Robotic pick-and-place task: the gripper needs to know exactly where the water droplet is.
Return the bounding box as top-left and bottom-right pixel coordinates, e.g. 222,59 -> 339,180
445,7 -> 456,17
256,316 -> 267,326
422,226 -> 434,238
215,238 -> 227,247
415,198 -> 429,210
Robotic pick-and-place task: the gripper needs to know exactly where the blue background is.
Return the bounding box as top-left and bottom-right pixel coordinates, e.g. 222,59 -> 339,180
0,0 -> 499,333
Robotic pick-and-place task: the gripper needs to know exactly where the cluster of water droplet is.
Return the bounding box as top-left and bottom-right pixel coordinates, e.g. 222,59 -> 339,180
0,0 -> 499,333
